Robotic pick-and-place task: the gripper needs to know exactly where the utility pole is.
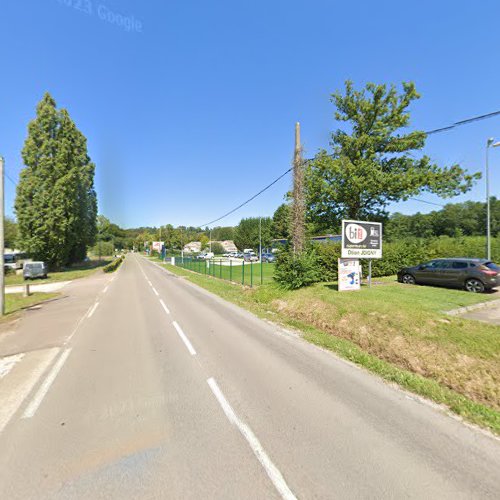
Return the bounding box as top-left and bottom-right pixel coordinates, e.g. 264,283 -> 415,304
0,157 -> 5,316
486,138 -> 500,260
259,216 -> 262,260
291,122 -> 305,254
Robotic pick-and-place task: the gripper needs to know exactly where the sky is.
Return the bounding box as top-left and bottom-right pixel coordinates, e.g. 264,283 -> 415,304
1,0 -> 500,229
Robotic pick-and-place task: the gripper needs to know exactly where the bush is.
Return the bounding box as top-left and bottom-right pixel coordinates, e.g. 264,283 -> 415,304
103,256 -> 124,273
313,236 -> 500,282
211,242 -> 225,255
274,248 -> 322,290
90,241 -> 114,257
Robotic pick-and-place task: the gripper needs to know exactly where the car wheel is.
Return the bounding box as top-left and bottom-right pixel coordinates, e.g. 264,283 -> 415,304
465,279 -> 485,293
402,274 -> 416,285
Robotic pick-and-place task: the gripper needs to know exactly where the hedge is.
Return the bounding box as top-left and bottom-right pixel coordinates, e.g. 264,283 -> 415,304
314,236 -> 500,282
103,256 -> 124,273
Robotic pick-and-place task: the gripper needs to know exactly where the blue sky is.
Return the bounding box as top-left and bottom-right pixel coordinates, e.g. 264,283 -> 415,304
2,0 -> 500,229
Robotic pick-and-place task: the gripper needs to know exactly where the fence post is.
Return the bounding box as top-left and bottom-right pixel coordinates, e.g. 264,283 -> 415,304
260,259 -> 263,285
250,261 -> 253,287
230,259 -> 232,282
242,261 -> 245,286
219,259 -> 222,279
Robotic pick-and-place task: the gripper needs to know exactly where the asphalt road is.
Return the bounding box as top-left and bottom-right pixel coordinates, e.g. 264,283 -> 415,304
0,254 -> 499,499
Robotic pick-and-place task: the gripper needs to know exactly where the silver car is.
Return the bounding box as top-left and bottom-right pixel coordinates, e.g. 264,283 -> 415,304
23,261 -> 48,280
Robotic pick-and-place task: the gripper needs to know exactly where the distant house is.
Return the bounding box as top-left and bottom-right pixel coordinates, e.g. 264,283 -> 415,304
219,240 -> 238,252
183,241 -> 202,253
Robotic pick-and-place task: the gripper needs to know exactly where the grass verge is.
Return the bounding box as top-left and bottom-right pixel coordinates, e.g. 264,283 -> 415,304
5,258 -> 112,286
152,258 -> 500,435
5,292 -> 61,315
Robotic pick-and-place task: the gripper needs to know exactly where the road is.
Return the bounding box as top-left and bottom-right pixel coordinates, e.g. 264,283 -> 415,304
0,254 -> 499,499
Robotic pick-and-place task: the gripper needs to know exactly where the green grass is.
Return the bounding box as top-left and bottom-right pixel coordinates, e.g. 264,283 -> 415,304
156,260 -> 500,435
5,258 -> 112,286
158,257 -> 275,285
5,292 -> 60,315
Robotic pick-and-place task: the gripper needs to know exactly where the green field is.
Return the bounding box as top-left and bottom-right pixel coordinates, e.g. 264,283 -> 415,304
159,261 -> 500,434
5,258 -> 112,286
173,257 -> 275,286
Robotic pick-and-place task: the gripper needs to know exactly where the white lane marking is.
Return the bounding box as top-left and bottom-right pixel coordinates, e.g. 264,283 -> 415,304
0,348 -> 60,433
207,378 -> 296,500
22,349 -> 72,419
152,287 -> 159,296
0,353 -> 25,379
87,302 -> 99,318
159,299 -> 170,315
66,304 -> 94,344
172,321 -> 196,356
103,285 -> 109,294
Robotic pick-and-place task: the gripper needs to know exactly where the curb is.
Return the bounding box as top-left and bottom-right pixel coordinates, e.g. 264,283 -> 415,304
446,298 -> 500,316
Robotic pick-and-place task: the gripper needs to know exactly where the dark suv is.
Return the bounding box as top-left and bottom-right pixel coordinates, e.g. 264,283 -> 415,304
397,258 -> 500,293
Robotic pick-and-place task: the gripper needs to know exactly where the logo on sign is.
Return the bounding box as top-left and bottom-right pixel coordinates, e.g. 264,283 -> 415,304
346,224 -> 367,244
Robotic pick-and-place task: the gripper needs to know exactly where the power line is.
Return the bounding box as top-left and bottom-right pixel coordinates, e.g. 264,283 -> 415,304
199,110 -> 500,227
200,168 -> 292,227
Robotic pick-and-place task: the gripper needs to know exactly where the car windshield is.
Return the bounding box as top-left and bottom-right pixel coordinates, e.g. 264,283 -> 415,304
485,262 -> 500,271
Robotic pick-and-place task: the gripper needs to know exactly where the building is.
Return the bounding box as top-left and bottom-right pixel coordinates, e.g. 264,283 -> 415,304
183,241 -> 202,253
219,240 -> 238,252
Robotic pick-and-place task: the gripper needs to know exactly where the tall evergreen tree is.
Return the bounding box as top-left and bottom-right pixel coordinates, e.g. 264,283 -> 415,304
15,93 -> 97,267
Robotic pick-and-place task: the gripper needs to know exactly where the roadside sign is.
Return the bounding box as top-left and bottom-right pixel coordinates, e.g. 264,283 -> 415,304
338,259 -> 361,291
341,220 -> 382,259
152,241 -> 164,252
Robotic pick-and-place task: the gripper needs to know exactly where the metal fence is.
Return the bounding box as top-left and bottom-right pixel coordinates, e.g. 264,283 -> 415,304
171,256 -> 273,287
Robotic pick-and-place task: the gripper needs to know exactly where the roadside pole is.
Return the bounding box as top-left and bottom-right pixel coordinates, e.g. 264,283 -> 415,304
368,260 -> 372,288
0,157 -> 5,315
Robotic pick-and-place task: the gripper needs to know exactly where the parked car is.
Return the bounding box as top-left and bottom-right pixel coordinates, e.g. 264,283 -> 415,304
261,253 -> 276,263
397,258 -> 500,293
23,261 -> 48,280
243,253 -> 259,262
196,253 -> 207,260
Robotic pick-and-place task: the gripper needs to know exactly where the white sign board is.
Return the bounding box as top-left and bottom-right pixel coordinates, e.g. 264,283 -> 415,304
152,241 -> 164,252
341,220 -> 382,259
338,259 -> 361,291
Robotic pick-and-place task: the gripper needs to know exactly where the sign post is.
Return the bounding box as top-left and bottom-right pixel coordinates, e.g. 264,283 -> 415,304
341,220 -> 382,290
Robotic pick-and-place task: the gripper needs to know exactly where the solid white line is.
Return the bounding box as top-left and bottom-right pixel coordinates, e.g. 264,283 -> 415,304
0,348 -> 60,433
172,321 -> 196,356
0,353 -> 25,379
207,378 -> 296,500
159,299 -> 170,315
102,285 -> 109,294
22,349 -> 72,419
152,287 -> 159,296
87,302 -> 99,318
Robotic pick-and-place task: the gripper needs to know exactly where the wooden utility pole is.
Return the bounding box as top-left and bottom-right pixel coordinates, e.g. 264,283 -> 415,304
291,122 -> 305,254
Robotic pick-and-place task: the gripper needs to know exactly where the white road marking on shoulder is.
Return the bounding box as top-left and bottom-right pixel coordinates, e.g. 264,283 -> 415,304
159,299 -> 170,315
172,321 -> 196,356
66,304 -> 93,344
152,287 -> 159,296
103,285 -> 109,294
22,349 -> 72,419
87,302 -> 99,318
0,348 -> 59,433
207,378 -> 296,500
0,353 -> 25,379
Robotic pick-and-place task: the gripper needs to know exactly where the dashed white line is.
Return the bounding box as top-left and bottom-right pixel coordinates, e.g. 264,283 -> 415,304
172,321 -> 196,356
22,349 -> 72,419
207,378 -> 296,500
87,302 -> 99,318
152,287 -> 159,296
159,299 -> 170,315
